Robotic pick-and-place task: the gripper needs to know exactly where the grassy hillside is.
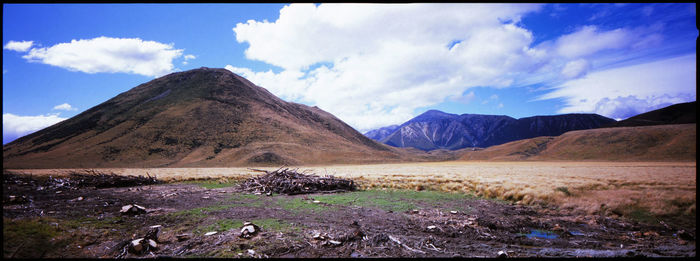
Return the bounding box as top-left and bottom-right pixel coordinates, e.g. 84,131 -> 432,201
459,124 -> 696,161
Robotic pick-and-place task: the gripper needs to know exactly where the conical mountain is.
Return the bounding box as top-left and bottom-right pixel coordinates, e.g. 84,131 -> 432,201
3,67 -> 402,168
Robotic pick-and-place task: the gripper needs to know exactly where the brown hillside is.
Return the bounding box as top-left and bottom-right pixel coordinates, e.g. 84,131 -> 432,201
459,124 -> 696,161
3,68 -> 418,168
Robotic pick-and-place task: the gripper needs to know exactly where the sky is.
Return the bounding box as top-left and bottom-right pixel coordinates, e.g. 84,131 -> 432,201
2,3 -> 697,144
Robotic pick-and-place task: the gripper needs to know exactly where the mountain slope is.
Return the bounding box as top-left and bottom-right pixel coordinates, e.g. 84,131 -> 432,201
373,110 -> 615,151
363,125 -> 400,141
3,67 -> 405,168
459,124 -> 696,161
603,101 -> 696,128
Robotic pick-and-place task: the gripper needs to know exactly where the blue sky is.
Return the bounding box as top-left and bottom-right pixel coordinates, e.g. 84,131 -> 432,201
3,3 -> 697,144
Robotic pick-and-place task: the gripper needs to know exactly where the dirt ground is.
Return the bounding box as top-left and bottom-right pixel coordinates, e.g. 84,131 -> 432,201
2,173 -> 696,258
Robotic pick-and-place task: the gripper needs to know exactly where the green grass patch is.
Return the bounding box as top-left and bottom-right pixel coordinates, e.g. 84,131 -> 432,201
195,219 -> 244,235
275,197 -> 333,213
310,189 -> 476,213
177,179 -> 239,189
3,217 -> 66,258
194,218 -> 299,236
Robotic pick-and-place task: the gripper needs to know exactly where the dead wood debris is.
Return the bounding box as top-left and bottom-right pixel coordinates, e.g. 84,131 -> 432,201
240,167 -> 356,195
61,170 -> 162,188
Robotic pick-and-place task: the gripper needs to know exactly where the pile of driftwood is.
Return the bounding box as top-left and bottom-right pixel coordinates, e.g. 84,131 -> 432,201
50,170 -> 162,189
240,168 -> 356,195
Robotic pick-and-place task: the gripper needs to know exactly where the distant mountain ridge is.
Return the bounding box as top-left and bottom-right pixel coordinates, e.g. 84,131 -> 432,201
603,101 -> 696,128
365,110 -> 616,151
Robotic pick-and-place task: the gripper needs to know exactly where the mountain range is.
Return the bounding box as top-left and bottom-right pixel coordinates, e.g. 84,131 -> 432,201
366,110 -> 616,151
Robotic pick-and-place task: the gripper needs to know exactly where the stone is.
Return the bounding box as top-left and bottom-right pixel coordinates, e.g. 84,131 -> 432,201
312,200 -> 321,204
497,250 -> 508,258
240,222 -> 260,239
427,225 -> 437,230
450,211 -> 458,214
204,231 -> 218,236
145,225 -> 162,241
120,204 -> 147,215
176,234 -> 191,241
130,238 -> 145,254
328,240 -> 342,246
147,239 -> 158,249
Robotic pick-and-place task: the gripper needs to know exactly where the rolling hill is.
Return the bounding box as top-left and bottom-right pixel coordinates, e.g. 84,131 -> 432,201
603,101 -> 696,128
3,67 -> 413,168
459,123 -> 696,161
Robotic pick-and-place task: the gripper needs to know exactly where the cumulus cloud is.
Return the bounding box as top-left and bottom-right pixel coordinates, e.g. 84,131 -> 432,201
3,40 -> 34,52
182,54 -> 196,65
21,37 -> 183,77
231,3 -> 546,131
52,103 -> 77,111
538,54 -> 696,120
229,4 -> 692,131
3,113 -> 67,144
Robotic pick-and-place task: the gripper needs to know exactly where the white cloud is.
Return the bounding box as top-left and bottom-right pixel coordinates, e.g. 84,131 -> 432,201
3,113 -> 67,144
449,91 -> 475,104
52,103 -> 77,111
560,59 -> 590,79
182,54 -> 196,65
229,4 -> 692,131
231,3 -> 544,131
3,40 -> 34,52
538,54 -> 696,119
21,37 -> 183,77
555,26 -> 632,58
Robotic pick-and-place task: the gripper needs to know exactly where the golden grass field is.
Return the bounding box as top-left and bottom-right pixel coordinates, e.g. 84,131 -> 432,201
8,161 -> 695,221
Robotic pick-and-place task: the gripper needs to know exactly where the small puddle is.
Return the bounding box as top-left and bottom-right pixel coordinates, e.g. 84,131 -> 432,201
525,229 -> 558,239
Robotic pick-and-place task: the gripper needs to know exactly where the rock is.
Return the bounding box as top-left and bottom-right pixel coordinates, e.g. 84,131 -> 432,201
552,223 -> 563,231
176,234 -> 191,241
204,231 -> 218,236
76,196 -> 84,201
411,209 -> 420,214
130,238 -> 145,254
240,222 -> 260,239
677,230 -> 694,240
643,231 -> 659,237
450,211 -> 458,214
312,200 -> 321,204
120,204 -> 146,215
202,196 -> 210,199
147,239 -> 158,249
145,225 -> 162,242
328,240 -> 342,246
427,225 -> 437,230
497,250 -> 508,258
247,249 -> 256,255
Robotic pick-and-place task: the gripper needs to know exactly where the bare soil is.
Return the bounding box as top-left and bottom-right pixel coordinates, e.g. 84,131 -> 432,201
3,173 -> 695,258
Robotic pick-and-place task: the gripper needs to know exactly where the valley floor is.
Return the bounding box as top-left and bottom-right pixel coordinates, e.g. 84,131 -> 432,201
3,161 -> 696,258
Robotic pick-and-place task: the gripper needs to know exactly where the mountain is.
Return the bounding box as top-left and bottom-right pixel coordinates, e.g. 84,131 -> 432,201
603,101 -> 696,128
3,67 -> 408,168
363,125 -> 400,141
371,110 -> 615,151
459,123 -> 696,161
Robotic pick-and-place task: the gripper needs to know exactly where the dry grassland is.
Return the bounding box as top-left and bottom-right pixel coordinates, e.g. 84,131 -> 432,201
8,161 -> 695,220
